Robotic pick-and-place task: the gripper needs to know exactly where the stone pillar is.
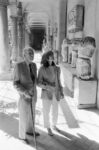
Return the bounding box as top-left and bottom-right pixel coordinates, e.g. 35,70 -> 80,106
25,30 -> 30,47
10,16 -> 18,62
17,18 -> 23,61
0,0 -> 10,73
58,0 -> 67,52
22,21 -> 25,48
17,2 -> 24,62
45,24 -> 48,43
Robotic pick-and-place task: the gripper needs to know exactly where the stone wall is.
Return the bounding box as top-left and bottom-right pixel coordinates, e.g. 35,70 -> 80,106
67,0 -> 84,37
67,0 -> 99,109
95,0 -> 99,108
57,0 -> 67,52
83,0 -> 99,108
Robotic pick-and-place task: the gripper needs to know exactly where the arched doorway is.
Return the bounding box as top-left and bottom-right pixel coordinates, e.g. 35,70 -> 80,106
29,26 -> 46,51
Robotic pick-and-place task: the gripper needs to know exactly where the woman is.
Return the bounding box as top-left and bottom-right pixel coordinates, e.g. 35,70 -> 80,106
13,46 -> 40,143
37,51 -> 64,136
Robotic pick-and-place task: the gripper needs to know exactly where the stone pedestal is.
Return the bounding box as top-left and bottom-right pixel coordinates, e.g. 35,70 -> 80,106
74,77 -> 97,108
0,1 -> 10,73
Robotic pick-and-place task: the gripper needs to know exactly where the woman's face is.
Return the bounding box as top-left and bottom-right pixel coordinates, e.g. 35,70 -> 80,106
48,55 -> 54,65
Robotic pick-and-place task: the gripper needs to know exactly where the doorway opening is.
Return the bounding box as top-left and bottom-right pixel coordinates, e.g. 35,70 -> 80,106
29,27 -> 46,51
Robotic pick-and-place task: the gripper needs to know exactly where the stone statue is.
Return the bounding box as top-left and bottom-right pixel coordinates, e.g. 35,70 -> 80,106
76,36 -> 96,80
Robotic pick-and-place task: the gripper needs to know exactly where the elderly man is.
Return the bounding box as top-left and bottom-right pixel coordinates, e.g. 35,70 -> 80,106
13,46 -> 40,143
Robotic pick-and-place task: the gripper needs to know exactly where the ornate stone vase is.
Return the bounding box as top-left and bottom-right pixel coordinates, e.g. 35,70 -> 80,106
78,45 -> 95,59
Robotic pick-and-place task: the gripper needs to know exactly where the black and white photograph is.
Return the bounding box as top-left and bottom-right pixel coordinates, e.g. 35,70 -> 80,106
0,0 -> 99,150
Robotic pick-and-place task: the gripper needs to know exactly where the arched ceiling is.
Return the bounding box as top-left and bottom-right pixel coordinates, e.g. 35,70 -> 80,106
9,0 -> 60,29
25,12 -> 49,28
21,0 -> 58,30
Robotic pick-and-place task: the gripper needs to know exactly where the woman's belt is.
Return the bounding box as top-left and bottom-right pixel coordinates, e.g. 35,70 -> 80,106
43,80 -> 55,87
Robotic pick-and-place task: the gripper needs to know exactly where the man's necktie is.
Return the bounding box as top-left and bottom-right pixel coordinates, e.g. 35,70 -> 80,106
29,63 -> 35,83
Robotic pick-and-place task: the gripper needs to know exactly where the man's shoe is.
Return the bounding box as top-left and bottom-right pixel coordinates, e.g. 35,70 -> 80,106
35,132 -> 40,137
26,132 -> 40,137
47,128 -> 54,136
19,138 -> 29,144
24,139 -> 29,144
26,132 -> 33,136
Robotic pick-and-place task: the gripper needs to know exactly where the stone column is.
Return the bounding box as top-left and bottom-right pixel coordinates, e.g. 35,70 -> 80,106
22,22 -> 25,48
10,16 -> 18,62
17,18 -> 23,61
0,0 -> 10,73
17,2 -> 24,62
58,0 -> 67,51
45,23 -> 48,44
25,30 -> 30,47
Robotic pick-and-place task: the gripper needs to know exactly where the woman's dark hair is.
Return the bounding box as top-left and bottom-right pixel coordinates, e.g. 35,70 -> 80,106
41,51 -> 55,67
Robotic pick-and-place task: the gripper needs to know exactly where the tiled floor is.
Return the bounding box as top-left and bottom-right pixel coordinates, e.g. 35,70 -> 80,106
0,53 -> 99,150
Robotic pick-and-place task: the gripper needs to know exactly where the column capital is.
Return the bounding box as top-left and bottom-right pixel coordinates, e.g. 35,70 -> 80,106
0,0 -> 9,6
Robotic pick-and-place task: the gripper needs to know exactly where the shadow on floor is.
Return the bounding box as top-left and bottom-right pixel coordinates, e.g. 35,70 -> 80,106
63,86 -> 73,98
28,126 -> 99,150
59,98 -> 79,128
84,108 -> 99,115
0,111 -> 99,150
28,126 -> 72,150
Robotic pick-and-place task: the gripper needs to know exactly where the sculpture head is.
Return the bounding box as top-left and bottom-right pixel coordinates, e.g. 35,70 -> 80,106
83,36 -> 96,48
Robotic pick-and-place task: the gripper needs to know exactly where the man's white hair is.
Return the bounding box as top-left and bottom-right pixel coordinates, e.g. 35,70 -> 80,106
23,46 -> 34,57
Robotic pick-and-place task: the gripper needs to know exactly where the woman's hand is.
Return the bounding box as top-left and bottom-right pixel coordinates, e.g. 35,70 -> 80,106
37,83 -> 46,90
46,85 -> 55,92
38,83 -> 55,92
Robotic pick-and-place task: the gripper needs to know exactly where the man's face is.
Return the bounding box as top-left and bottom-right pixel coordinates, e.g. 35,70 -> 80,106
25,50 -> 34,62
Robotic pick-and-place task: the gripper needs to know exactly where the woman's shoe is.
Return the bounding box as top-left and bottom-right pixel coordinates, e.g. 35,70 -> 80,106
53,125 -> 57,130
35,132 -> 40,137
24,139 -> 29,144
47,128 -> 53,136
53,126 -> 60,132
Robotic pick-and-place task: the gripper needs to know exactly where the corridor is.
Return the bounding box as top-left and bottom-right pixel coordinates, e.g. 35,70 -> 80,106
0,53 -> 99,150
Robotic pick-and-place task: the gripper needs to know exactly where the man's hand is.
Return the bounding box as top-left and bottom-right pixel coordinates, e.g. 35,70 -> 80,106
24,90 -> 31,99
29,88 -> 34,97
